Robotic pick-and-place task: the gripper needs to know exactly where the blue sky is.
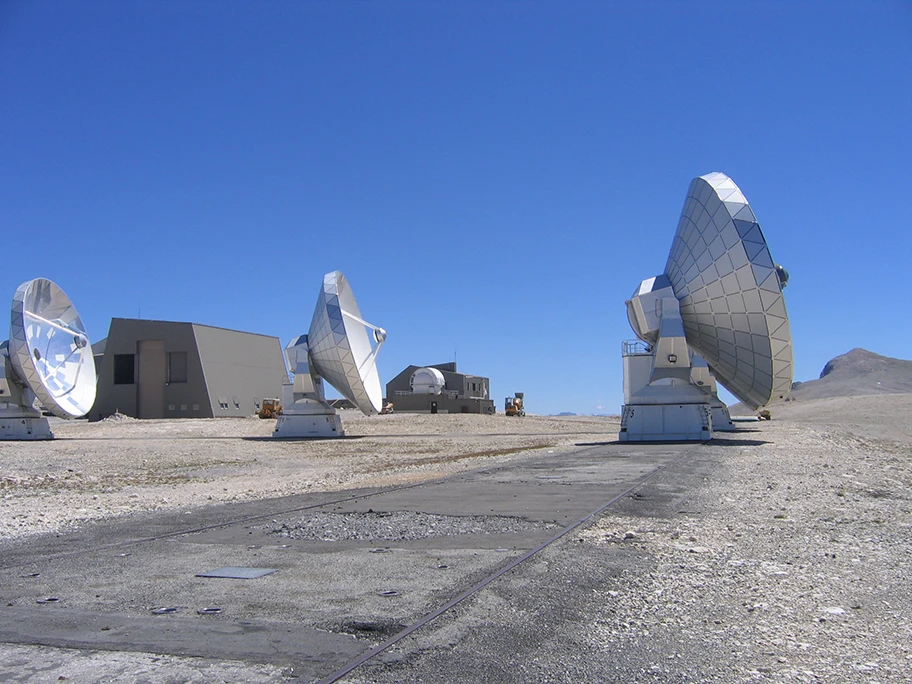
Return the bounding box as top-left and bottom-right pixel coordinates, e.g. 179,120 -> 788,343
2,1 -> 910,415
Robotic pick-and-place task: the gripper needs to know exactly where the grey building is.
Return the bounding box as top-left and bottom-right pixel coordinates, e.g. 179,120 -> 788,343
90,318 -> 288,421
386,362 -> 495,414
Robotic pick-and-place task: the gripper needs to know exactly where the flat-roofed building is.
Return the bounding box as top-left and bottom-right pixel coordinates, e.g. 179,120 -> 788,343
90,318 -> 287,421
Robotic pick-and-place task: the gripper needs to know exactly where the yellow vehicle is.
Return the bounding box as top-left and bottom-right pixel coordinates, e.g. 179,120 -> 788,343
258,398 -> 282,419
504,393 -> 525,417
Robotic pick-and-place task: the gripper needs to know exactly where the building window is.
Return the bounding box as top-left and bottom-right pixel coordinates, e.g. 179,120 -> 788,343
168,351 -> 188,383
113,354 -> 135,384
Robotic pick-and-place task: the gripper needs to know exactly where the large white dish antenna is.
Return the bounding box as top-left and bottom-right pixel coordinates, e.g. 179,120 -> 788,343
1,279 -> 96,440
275,271 -> 386,438
308,271 -> 385,414
620,173 -> 792,442
665,172 -> 793,408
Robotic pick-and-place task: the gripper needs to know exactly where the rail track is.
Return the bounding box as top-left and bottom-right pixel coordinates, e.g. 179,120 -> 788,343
315,445 -> 690,683
0,440 -> 698,682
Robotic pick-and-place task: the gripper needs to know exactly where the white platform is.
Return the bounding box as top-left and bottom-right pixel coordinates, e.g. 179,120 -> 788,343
0,416 -> 53,440
274,413 -> 344,438
711,404 -> 737,432
619,403 -> 712,442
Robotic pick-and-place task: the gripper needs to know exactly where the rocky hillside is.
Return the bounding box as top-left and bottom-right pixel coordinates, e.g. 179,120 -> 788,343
728,348 -> 912,414
787,348 -> 912,401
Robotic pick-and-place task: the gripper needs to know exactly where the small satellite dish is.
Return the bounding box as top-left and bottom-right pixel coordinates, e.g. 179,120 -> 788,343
274,271 -> 386,438
1,279 -> 97,440
620,172 -> 793,442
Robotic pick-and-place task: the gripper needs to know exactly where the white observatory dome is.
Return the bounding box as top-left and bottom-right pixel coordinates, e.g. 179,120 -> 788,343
410,367 -> 445,394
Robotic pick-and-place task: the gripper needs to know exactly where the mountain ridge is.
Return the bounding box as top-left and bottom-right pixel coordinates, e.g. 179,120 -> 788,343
727,348 -> 912,414
787,348 -> 912,401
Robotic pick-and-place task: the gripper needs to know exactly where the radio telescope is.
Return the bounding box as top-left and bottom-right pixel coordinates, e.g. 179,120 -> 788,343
274,271 -> 386,438
1,279 -> 97,440
620,172 -> 793,442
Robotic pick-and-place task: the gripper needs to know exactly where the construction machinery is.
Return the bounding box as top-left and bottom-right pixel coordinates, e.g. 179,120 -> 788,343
504,392 -> 525,417
258,398 -> 282,419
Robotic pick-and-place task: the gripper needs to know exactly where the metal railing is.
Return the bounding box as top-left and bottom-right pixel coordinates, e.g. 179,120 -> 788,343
394,389 -> 461,399
622,339 -> 652,356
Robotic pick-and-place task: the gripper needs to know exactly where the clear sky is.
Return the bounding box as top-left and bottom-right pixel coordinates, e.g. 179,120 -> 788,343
2,1 -> 910,416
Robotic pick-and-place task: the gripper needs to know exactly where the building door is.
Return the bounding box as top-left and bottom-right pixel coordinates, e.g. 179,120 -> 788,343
137,340 -> 166,419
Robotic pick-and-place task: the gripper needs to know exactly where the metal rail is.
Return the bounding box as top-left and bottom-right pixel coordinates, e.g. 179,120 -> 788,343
315,447 -> 692,684
0,441 -> 569,568
0,480 -> 438,569
2,440 -> 691,683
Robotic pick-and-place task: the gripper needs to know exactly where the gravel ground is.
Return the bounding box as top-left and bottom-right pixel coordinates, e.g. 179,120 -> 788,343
336,395 -> 912,683
575,394 -> 912,681
0,646 -> 293,683
267,510 -> 561,542
2,397 -> 910,682
0,412 -> 617,540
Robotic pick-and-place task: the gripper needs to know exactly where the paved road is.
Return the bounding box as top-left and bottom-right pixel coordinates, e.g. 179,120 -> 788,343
0,439 -> 709,682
